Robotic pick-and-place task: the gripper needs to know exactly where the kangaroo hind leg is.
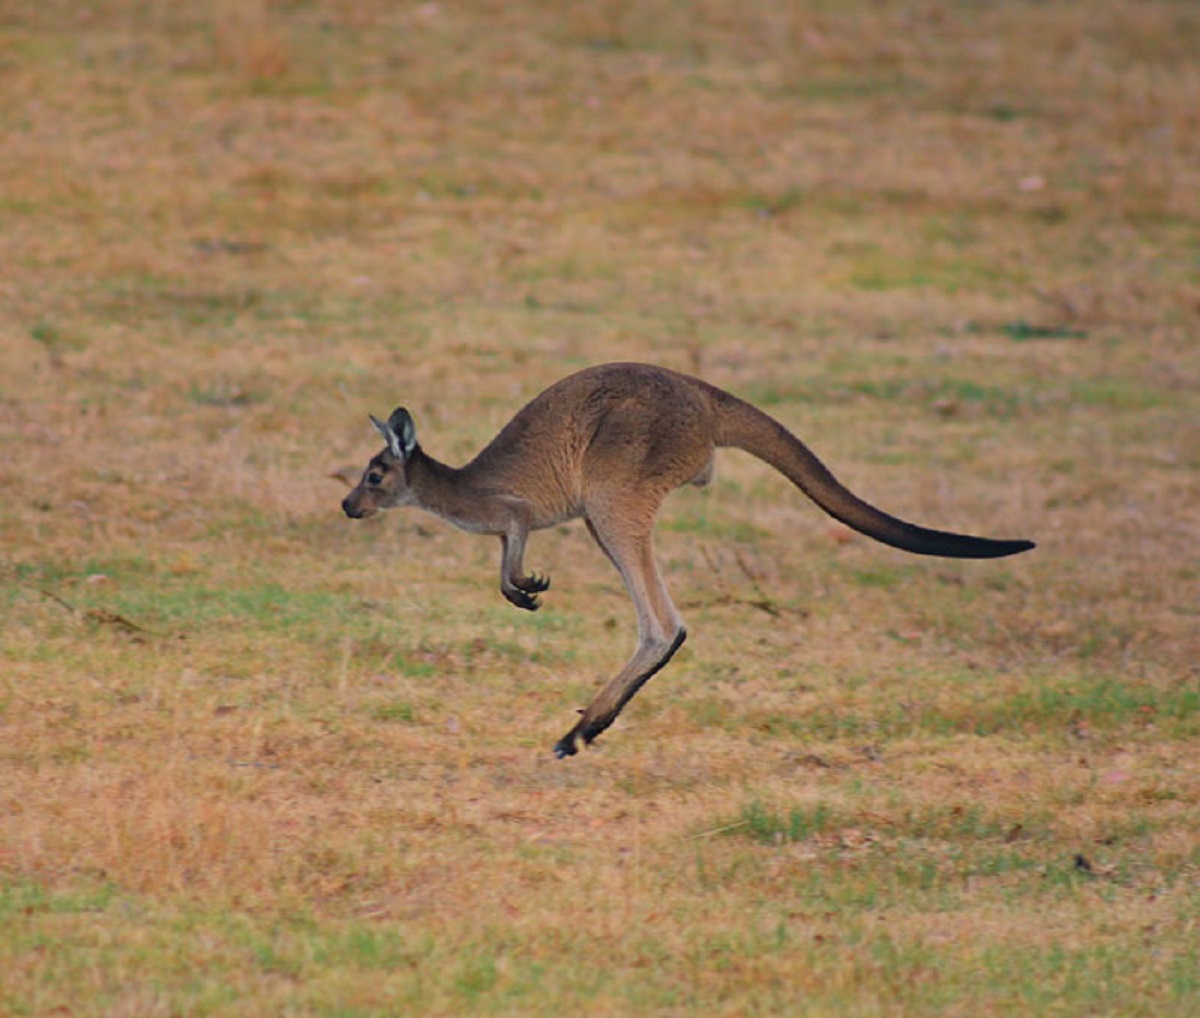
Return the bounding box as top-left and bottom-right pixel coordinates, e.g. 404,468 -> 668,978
554,504 -> 686,758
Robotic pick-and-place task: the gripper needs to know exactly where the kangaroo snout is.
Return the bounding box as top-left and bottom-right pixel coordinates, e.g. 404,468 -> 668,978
342,497 -> 370,519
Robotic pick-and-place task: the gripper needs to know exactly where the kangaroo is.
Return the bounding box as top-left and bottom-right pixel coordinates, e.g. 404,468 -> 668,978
342,362 -> 1034,758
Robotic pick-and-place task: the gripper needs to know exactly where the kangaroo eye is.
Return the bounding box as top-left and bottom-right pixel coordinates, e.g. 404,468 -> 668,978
367,472 -> 383,486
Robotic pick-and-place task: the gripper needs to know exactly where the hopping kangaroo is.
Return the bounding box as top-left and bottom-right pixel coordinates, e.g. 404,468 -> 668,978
342,362 -> 1034,758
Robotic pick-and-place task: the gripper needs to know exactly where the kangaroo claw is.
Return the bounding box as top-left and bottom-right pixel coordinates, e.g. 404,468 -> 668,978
515,573 -> 551,593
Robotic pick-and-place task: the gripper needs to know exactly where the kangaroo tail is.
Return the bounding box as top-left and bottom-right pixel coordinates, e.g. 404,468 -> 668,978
711,390 -> 1034,559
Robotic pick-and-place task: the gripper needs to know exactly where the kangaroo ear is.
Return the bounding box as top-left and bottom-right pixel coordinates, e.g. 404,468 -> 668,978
369,414 -> 399,457
387,407 -> 417,458
370,408 -> 417,460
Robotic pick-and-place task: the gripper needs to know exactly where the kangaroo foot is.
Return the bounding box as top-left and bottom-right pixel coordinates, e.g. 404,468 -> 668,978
551,629 -> 687,759
551,714 -> 616,758
553,728 -> 581,758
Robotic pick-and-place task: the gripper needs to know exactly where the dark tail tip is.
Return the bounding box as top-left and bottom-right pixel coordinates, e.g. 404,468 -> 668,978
998,539 -> 1035,557
961,537 -> 1036,559
884,527 -> 1037,559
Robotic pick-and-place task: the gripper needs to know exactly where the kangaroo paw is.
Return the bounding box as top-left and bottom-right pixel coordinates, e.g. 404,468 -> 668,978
502,586 -> 541,611
515,572 -> 551,593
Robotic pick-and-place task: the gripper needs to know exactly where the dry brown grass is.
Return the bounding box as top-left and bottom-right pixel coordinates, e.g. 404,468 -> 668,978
2,1 -> 1198,1014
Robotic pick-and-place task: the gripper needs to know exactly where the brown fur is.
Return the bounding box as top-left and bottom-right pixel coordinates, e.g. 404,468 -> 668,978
342,363 -> 1034,757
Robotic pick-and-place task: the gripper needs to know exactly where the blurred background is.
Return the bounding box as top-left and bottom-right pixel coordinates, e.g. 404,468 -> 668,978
1,2 -> 1198,1014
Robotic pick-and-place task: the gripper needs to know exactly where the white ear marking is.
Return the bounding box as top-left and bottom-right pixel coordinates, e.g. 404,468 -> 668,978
369,414 -> 403,459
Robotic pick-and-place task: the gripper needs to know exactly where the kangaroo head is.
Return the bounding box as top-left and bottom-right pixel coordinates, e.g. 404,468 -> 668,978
341,407 -> 418,519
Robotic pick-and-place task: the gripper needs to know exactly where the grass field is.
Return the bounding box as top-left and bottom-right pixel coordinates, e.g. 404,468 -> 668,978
2,1 -> 1198,1014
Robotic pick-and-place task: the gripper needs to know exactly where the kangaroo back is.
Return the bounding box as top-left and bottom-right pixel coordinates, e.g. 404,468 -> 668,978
711,392 -> 1033,559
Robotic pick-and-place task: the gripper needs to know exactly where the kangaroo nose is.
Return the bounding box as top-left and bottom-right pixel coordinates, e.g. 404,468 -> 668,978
342,498 -> 362,518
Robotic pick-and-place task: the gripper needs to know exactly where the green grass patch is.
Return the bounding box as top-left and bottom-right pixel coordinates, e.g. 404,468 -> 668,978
368,700 -> 416,723
846,376 -> 1029,417
735,799 -> 836,844
661,511 -> 770,544
1004,320 -> 1089,341
846,252 -> 1027,295
1068,377 -> 1167,411
742,671 -> 1200,744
